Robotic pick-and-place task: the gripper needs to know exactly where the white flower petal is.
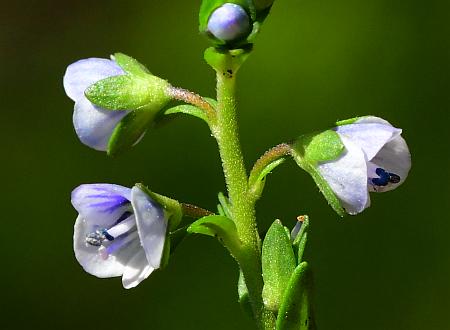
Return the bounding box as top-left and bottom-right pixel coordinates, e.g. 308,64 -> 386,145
317,136 -> 369,215
73,98 -> 128,151
122,249 -> 154,289
73,215 -> 140,278
71,184 -> 131,227
63,58 -> 124,102
131,186 -> 167,269
370,135 -> 411,192
354,116 -> 392,126
336,123 -> 401,161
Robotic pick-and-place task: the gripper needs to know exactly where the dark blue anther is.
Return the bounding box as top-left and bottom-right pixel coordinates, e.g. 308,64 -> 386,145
372,168 -> 401,186
102,229 -> 115,241
372,168 -> 390,186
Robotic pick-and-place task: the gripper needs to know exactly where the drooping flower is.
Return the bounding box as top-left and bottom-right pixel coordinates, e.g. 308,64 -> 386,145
64,58 -> 129,151
72,184 -> 167,288
63,54 -> 172,154
292,116 -> 411,215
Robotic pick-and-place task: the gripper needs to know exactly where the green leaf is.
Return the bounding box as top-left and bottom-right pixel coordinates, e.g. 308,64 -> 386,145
187,215 -> 241,256
164,105 -> 208,122
276,262 -> 316,330
262,220 -> 297,312
218,192 -> 233,219
238,270 -> 253,319
85,74 -> 171,111
249,158 -> 285,201
112,53 -> 151,77
107,106 -> 156,156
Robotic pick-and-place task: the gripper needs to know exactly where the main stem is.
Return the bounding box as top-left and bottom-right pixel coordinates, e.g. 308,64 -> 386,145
213,72 -> 276,330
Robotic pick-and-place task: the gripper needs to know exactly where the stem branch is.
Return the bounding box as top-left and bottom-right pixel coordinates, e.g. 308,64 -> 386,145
168,86 -> 216,121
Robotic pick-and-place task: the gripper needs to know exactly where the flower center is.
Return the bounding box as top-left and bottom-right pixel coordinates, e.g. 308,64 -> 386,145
85,213 -> 138,259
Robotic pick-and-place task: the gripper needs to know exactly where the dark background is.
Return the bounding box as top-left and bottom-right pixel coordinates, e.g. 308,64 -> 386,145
2,0 -> 450,329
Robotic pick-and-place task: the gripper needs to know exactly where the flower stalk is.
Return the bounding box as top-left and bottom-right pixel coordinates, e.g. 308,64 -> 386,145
211,58 -> 276,329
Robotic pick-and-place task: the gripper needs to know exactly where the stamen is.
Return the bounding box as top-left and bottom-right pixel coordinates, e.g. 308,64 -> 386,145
105,215 -> 136,239
85,229 -> 107,246
98,231 -> 139,260
291,215 -> 305,242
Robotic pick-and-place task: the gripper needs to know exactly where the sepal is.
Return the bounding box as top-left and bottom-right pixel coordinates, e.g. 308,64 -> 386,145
112,53 -> 151,77
107,106 -> 157,156
262,220 -> 296,312
85,74 -> 171,111
204,47 -> 251,75
291,131 -> 346,217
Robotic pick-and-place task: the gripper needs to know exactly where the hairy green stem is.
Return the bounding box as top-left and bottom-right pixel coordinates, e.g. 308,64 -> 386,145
168,86 -> 216,121
212,70 -> 276,330
180,203 -> 214,218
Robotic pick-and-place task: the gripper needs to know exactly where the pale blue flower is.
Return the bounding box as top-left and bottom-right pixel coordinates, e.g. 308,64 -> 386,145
72,184 -> 167,288
318,116 -> 411,214
63,58 -> 128,151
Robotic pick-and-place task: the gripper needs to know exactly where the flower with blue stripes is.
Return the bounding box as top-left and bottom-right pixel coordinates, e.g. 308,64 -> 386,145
71,184 -> 167,288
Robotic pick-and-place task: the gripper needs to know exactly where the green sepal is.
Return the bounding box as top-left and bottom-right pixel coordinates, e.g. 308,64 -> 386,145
249,158 -> 285,201
276,262 -> 316,330
107,106 -> 155,156
204,47 -> 252,75
164,105 -> 208,122
135,184 -> 183,232
159,230 -> 172,269
291,131 -> 346,217
253,0 -> 274,11
295,130 -> 344,165
238,270 -> 253,319
262,219 -> 297,312
335,116 -> 361,126
291,216 -> 309,264
112,53 -> 151,77
170,226 -> 188,252
85,74 -> 171,111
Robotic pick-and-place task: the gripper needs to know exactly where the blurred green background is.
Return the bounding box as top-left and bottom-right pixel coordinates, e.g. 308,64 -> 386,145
2,0 -> 450,329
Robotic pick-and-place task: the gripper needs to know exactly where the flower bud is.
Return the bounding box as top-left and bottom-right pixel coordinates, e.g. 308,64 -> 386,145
207,3 -> 251,42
